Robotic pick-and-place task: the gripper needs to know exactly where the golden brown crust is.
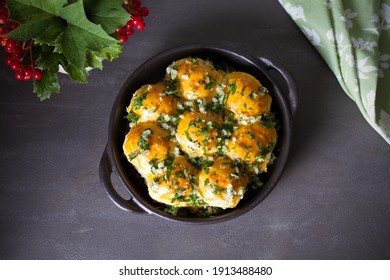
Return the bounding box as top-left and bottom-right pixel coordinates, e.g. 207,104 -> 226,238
123,122 -> 174,180
225,72 -> 272,120
127,82 -> 178,123
198,157 -> 248,208
148,156 -> 199,207
167,58 -> 223,101
226,123 -> 277,173
176,111 -> 223,158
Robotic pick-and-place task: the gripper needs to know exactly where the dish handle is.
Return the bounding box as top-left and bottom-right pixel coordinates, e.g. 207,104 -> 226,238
99,146 -> 147,214
255,56 -> 299,117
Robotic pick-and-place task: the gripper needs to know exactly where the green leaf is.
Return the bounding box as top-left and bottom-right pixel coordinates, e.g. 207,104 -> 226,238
59,0 -> 118,69
7,19 -> 58,40
34,18 -> 67,45
86,51 -> 103,70
97,44 -> 123,62
33,69 -> 61,100
36,45 -> 61,71
62,63 -> 89,83
84,0 -> 129,34
7,0 -> 68,40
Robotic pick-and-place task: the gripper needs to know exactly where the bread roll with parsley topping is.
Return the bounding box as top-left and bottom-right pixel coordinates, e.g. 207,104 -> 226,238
226,122 -> 277,173
148,156 -> 200,207
123,122 -> 174,180
127,82 -> 178,123
198,157 -> 248,209
176,110 -> 223,158
225,72 -> 272,120
166,57 -> 223,102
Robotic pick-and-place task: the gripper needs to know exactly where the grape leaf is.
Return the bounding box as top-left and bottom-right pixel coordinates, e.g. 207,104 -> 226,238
86,51 -> 103,70
35,45 -> 61,71
95,44 -> 122,62
34,19 -> 67,45
83,0 -> 129,34
33,45 -> 62,100
33,69 -> 61,101
62,63 -> 90,84
59,0 -> 118,69
36,44 -> 90,83
7,0 -> 68,40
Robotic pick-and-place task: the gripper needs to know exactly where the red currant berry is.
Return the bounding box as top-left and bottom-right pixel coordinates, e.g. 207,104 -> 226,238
126,28 -> 134,36
14,70 -> 25,81
0,26 -> 9,35
8,21 -> 20,31
131,16 -> 143,26
140,7 -> 149,17
5,40 -> 17,53
0,8 -> 8,22
135,20 -> 145,31
126,20 -> 134,30
0,11 -> 8,25
119,34 -> 128,43
134,7 -> 142,15
23,66 -> 33,80
0,14 -> 7,24
5,52 -> 13,65
32,70 -> 43,81
12,48 -> 24,60
132,0 -> 142,8
0,36 -> 7,46
9,59 -> 22,71
115,26 -> 125,35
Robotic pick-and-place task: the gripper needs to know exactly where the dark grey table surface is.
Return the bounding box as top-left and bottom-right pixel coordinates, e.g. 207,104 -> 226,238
1,0 -> 389,260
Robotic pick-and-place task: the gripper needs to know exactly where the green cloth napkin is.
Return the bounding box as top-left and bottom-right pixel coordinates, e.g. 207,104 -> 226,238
278,0 -> 390,144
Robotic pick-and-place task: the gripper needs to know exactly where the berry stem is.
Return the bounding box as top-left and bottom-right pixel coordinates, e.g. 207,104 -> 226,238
28,39 -> 33,66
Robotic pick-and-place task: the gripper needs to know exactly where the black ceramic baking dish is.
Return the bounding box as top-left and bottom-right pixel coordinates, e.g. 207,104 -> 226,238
100,44 -> 298,224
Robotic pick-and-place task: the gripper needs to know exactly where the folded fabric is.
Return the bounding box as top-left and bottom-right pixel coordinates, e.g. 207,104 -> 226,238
279,0 -> 390,144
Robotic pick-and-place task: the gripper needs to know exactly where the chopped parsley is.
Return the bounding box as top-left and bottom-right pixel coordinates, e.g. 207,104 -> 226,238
248,91 -> 256,99
260,114 -> 277,128
251,175 -> 264,189
133,90 -> 148,110
212,185 -> 227,195
137,128 -> 153,151
128,150 -> 140,161
204,78 -> 215,90
259,86 -> 269,95
164,79 -> 179,95
124,112 -> 139,124
171,188 -> 186,203
247,131 -> 255,139
259,143 -> 274,156
227,82 -> 237,94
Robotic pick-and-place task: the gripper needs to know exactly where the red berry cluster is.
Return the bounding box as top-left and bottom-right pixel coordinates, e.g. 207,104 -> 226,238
116,0 -> 149,43
1,0 -> 43,81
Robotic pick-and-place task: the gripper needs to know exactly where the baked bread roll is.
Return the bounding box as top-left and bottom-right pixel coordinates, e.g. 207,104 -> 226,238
198,157 -> 249,208
224,72 -> 272,120
127,82 -> 178,123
